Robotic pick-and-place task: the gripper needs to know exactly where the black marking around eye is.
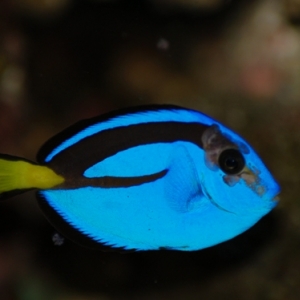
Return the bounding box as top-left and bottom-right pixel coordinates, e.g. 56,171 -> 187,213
218,149 -> 245,175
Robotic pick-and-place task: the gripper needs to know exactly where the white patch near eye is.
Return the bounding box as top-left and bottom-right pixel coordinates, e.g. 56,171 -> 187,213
204,153 -> 218,171
222,163 -> 266,197
241,171 -> 257,185
239,166 -> 267,197
223,174 -> 240,187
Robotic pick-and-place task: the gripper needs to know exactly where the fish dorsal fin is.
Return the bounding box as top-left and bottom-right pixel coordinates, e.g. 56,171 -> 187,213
164,145 -> 205,213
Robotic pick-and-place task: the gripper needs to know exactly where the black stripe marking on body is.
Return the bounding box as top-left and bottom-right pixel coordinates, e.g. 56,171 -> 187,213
46,122 -> 209,189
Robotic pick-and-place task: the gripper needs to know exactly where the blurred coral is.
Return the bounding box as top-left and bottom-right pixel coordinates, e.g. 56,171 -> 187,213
14,0 -> 71,19
151,0 -> 225,11
284,0 -> 300,20
190,0 -> 300,102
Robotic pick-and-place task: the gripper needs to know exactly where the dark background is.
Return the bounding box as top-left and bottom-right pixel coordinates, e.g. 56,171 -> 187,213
0,0 -> 300,299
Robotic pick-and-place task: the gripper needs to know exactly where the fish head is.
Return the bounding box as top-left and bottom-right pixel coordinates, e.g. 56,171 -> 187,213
200,124 -> 280,216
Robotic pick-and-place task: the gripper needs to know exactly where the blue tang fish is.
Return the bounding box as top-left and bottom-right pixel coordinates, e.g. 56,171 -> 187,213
0,105 -> 280,251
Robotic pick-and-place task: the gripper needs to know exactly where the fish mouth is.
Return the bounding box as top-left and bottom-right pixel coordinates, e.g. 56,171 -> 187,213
269,195 -> 280,209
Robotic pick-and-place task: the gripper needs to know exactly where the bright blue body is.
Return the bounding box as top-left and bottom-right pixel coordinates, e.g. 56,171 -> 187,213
40,107 -> 280,251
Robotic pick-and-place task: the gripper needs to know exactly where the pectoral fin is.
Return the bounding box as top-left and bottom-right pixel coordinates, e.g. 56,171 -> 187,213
164,146 -> 204,213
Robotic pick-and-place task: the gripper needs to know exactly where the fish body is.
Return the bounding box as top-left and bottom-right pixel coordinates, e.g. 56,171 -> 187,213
0,105 -> 280,251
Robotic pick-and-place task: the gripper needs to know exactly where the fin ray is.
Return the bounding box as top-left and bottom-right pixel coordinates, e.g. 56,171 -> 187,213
164,145 -> 204,213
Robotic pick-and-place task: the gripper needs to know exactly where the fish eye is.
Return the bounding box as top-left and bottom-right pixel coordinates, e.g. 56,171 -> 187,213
218,149 -> 245,175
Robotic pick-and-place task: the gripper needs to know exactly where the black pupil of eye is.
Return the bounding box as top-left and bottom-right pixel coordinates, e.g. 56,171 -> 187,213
218,149 -> 245,175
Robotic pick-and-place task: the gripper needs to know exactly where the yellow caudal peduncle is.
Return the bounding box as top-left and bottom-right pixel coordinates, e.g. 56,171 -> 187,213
0,158 -> 65,194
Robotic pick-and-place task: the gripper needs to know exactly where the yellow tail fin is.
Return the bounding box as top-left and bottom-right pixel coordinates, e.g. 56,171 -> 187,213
0,155 -> 65,196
